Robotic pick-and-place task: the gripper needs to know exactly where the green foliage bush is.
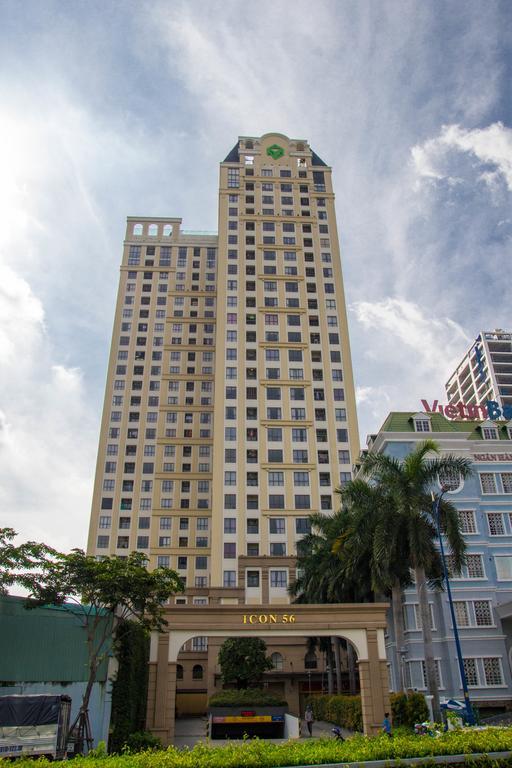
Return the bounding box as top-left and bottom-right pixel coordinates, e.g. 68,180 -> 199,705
208,688 -> 287,707
123,732 -> 162,753
109,621 -> 150,753
391,692 -> 409,726
308,694 -> 363,731
391,691 -> 429,727
5,726 -> 512,768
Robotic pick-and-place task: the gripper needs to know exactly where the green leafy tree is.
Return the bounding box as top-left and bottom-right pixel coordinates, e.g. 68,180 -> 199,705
218,637 -> 273,689
358,439 -> 472,721
0,530 -> 183,752
0,527 -> 55,594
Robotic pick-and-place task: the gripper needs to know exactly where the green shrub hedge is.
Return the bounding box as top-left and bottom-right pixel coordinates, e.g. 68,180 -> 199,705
308,694 -> 363,731
309,692 -> 429,731
6,727 -> 512,768
208,688 -> 287,707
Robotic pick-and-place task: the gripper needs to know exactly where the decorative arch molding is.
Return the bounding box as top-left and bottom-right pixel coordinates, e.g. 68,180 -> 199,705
146,602 -> 389,744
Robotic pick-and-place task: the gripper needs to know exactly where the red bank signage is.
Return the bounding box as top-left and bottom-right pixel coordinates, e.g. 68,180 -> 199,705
420,399 -> 512,421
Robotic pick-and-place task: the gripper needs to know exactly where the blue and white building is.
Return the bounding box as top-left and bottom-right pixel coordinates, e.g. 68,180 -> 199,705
365,411 -> 512,713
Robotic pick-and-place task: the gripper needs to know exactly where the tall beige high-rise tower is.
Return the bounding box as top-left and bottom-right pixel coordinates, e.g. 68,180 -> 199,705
87,133 -> 360,710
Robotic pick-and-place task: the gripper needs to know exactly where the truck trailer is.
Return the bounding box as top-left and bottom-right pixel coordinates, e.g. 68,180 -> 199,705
0,694 -> 71,759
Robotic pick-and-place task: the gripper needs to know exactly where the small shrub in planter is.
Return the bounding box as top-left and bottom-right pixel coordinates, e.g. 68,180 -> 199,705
391,692 -> 408,726
391,691 -> 429,728
405,691 -> 429,726
208,688 -> 287,707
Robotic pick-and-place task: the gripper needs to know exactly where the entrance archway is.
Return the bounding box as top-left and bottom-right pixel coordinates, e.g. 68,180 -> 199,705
146,602 -> 390,744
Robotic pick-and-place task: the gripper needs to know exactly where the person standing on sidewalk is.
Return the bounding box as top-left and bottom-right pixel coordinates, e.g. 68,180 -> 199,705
304,704 -> 314,737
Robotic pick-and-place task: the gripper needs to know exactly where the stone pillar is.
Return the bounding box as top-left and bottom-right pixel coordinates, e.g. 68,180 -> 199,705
148,632 -> 178,745
358,629 -> 390,735
207,638 -> 222,699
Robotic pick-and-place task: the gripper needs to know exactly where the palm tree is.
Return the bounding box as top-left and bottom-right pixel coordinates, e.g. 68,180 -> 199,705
290,510 -> 373,694
359,439 -> 472,721
334,480 -> 413,691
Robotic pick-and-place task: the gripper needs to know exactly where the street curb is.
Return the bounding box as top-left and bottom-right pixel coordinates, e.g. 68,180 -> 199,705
281,750 -> 512,768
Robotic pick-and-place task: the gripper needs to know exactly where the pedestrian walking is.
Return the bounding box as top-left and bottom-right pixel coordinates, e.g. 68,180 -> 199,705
304,704 -> 314,737
382,712 -> 392,737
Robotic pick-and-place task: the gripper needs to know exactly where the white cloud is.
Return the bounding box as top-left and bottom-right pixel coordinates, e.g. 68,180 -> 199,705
412,122 -> 512,191
0,267 -> 45,365
350,299 -> 472,435
0,265 -> 98,550
352,298 -> 470,374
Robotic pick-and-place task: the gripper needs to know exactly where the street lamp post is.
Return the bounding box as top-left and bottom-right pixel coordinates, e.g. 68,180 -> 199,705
432,488 -> 475,725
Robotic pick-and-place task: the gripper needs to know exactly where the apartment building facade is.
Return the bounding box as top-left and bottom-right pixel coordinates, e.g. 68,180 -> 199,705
366,412 -> 512,711
446,330 -> 512,413
87,133 -> 360,713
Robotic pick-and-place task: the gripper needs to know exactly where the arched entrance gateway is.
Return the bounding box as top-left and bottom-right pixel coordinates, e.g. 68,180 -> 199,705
146,603 -> 390,743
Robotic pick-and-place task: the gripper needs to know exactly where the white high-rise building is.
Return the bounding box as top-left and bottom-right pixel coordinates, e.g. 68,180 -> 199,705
446,330 -> 512,412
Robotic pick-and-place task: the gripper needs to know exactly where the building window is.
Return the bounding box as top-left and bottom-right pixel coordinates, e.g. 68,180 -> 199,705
223,570 -> 236,587
269,518 -> 286,534
488,513 -> 505,536
293,471 -> 309,486
224,542 -> 236,558
462,659 -> 478,686
270,570 -> 287,588
457,510 -> 476,534
269,494 -> 285,509
501,473 -> 512,493
438,468 -> 462,492
420,660 -> 442,689
224,518 -> 236,534
482,425 -> 498,440
247,570 -> 260,588
480,473 -> 497,494
467,554 -> 485,578
247,518 -> 259,534
227,168 -> 239,188
413,417 -> 431,432
483,657 -> 503,686
192,637 -> 208,652
453,601 -> 469,627
474,600 -> 493,626
271,652 -> 283,671
192,664 -> 204,680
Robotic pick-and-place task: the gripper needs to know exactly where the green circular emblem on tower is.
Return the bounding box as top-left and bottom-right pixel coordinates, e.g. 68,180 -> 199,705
266,144 -> 285,160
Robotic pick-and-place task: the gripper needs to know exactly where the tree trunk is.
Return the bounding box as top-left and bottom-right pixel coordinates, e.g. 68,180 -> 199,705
415,565 -> 440,721
347,641 -> 357,695
333,637 -> 343,694
391,579 -> 407,691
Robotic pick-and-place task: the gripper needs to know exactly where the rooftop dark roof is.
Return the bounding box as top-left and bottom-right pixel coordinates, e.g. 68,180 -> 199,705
311,150 -> 327,166
223,144 -> 239,163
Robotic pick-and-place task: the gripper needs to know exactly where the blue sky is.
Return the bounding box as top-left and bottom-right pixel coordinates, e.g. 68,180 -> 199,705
1,0 -> 511,549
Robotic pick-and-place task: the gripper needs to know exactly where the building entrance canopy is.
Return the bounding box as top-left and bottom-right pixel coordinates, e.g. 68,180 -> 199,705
147,602 -> 390,743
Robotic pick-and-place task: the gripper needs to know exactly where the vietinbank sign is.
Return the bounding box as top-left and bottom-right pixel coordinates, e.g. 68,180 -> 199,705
421,399 -> 512,420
